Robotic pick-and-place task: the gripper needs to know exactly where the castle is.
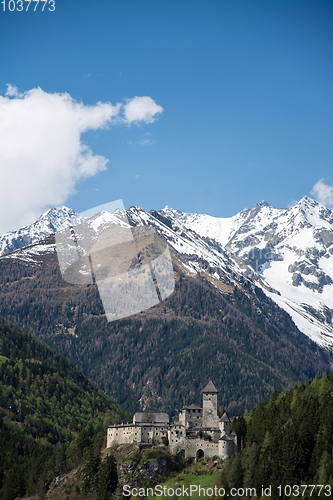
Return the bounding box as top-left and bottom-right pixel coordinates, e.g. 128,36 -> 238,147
107,381 -> 237,460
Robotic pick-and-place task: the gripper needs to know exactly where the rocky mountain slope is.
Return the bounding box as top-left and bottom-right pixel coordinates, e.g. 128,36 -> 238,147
0,202 -> 332,416
162,197 -> 333,348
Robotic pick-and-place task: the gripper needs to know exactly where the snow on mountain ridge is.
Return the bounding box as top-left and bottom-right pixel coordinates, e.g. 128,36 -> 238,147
0,206 -> 86,257
1,197 -> 332,348
86,209 -> 131,233
125,205 -> 249,297
162,205 -> 250,246
163,197 -> 333,348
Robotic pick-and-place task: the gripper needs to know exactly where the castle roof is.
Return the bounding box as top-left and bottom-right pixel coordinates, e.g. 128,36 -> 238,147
133,412 -> 169,424
220,412 -> 230,422
202,380 -> 219,393
220,434 -> 235,441
181,404 -> 202,411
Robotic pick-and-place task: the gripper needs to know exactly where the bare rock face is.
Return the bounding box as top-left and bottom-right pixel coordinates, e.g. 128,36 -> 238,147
138,458 -> 171,479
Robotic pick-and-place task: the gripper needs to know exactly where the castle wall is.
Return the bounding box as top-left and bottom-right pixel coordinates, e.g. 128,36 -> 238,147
203,428 -> 220,442
153,426 -> 169,443
169,423 -> 186,453
188,438 -> 219,459
141,425 -> 169,444
179,408 -> 202,428
107,425 -> 142,448
218,438 -> 237,460
107,424 -> 169,448
170,436 -> 220,460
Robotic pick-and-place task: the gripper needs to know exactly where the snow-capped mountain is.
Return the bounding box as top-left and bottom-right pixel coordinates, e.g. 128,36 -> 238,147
3,204 -> 243,291
0,207 -> 85,257
126,205 -> 242,287
1,196 -> 332,349
162,197 -> 333,348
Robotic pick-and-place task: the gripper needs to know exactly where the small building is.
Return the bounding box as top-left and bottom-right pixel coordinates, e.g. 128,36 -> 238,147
107,381 -> 237,460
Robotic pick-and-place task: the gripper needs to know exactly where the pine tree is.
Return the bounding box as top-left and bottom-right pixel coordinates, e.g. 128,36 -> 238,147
97,454 -> 118,500
81,451 -> 101,492
2,464 -> 25,500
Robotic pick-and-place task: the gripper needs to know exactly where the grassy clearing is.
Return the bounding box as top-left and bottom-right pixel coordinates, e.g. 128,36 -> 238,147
148,460 -> 222,500
0,355 -> 9,365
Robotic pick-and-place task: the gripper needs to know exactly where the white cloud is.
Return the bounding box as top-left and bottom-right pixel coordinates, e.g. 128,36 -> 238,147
0,86 -> 163,234
5,84 -> 23,97
123,96 -> 163,124
310,179 -> 333,208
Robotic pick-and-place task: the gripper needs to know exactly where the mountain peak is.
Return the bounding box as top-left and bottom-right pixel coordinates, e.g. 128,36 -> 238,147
0,206 -> 85,257
247,200 -> 273,212
258,200 -> 271,207
293,196 -> 333,226
294,196 -> 331,213
297,196 -> 318,208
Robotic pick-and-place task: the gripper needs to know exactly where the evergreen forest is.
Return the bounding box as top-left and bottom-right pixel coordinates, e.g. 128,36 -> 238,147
1,314 -> 333,499
219,373 -> 333,499
0,316 -> 129,499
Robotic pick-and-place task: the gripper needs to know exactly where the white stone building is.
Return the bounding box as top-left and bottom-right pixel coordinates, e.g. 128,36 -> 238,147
107,381 -> 237,460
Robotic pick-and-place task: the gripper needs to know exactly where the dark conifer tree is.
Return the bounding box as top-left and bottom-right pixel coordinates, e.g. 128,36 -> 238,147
97,454 -> 118,500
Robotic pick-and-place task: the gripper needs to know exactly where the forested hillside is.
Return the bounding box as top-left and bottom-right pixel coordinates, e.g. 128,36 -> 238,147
219,373 -> 333,499
0,316 -> 130,500
0,247 -> 332,415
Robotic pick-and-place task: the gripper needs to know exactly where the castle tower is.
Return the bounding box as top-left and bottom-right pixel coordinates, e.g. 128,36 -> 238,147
202,380 -> 220,429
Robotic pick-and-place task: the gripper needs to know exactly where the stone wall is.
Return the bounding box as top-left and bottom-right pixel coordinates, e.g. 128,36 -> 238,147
218,438 -> 237,460
107,424 -> 169,448
107,425 -> 142,447
179,408 -> 202,428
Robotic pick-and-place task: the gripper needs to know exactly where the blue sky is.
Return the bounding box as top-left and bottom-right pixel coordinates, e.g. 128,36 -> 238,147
0,0 -> 332,233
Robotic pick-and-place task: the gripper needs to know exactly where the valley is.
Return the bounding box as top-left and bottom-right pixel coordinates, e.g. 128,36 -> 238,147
0,197 -> 333,498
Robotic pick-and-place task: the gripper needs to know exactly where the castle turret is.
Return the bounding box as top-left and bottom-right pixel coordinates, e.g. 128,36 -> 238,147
201,380 -> 220,429
220,411 -> 231,436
